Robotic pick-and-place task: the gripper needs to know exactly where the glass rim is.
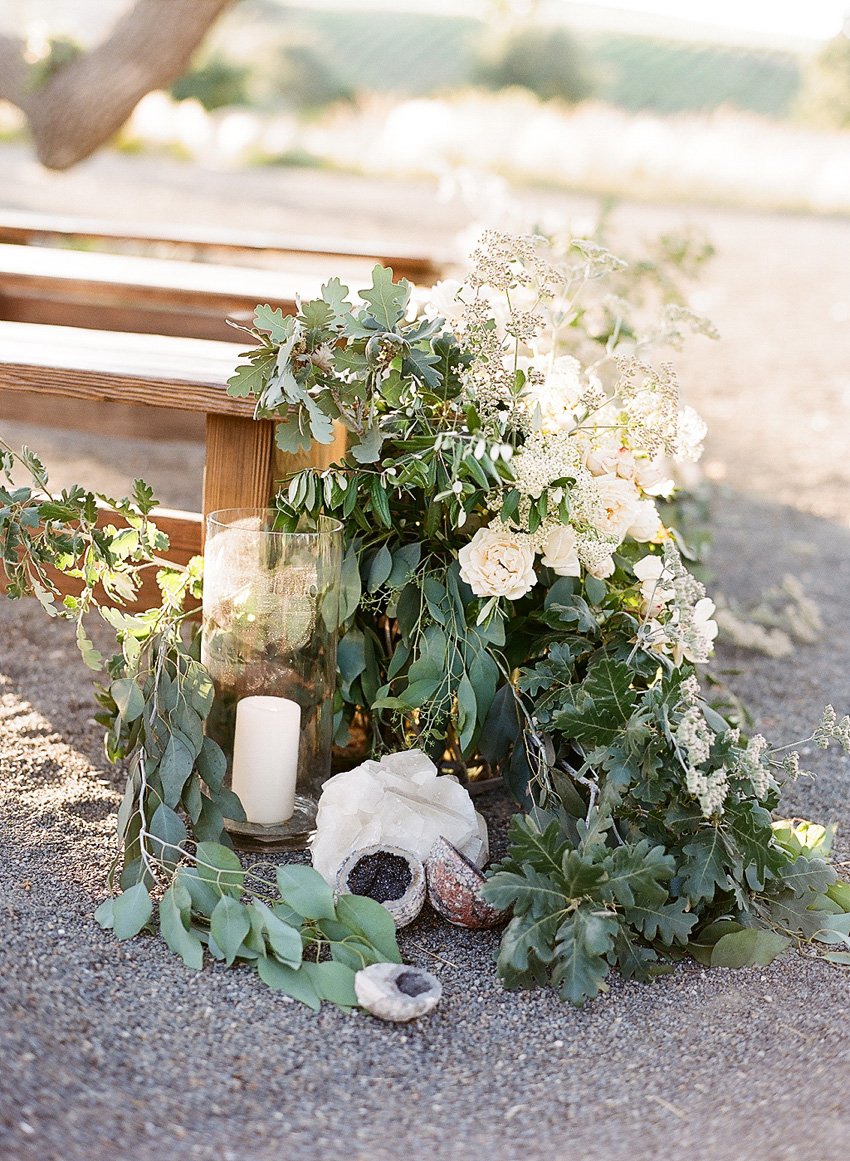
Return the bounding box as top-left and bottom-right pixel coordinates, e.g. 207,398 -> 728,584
206,508 -> 344,537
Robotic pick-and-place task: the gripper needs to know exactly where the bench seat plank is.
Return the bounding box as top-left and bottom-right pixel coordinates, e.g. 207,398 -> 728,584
0,210 -> 446,284
0,321 -> 253,417
0,243 -> 323,340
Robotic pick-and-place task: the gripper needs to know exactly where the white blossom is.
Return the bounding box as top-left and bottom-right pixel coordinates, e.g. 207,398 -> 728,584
579,474 -> 642,541
540,525 -> 581,576
686,764 -> 729,817
627,499 -> 662,543
675,405 -> 708,463
458,523 -> 537,600
676,706 -> 714,766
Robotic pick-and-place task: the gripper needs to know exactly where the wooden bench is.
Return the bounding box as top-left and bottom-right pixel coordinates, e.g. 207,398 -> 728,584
0,243 -> 320,438
0,210 -> 448,285
0,243 -> 320,343
0,321 -> 341,610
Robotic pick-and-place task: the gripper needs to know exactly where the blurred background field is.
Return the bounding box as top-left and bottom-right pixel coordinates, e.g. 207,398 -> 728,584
1,0 -> 849,211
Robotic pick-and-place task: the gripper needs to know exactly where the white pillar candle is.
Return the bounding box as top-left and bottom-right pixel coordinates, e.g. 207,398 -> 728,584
231,696 -> 302,825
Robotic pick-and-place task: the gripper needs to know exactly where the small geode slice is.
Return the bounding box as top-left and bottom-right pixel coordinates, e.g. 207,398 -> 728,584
335,845 -> 426,928
425,836 -> 510,929
354,962 -> 442,1022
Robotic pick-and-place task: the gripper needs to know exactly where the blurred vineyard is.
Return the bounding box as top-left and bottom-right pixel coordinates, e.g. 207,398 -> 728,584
1,0 -> 848,211
198,4 -> 809,118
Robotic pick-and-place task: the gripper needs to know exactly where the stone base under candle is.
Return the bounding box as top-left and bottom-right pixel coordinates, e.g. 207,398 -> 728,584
224,795 -> 318,851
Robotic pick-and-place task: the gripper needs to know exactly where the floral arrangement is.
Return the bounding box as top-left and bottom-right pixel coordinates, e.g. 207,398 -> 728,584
3,225 -> 850,1011
227,228 -> 850,1002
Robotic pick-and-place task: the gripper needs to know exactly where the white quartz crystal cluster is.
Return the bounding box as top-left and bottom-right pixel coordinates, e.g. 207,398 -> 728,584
310,750 -> 488,884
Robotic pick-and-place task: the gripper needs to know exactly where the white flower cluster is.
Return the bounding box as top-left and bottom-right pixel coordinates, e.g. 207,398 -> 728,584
676,706 -> 714,766
730,733 -> 773,800
813,704 -> 850,753
634,543 -> 718,665
686,764 -> 729,818
443,228 -> 716,649
617,358 -> 683,459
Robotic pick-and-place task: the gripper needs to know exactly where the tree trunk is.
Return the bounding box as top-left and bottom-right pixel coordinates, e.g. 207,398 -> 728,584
0,0 -> 236,170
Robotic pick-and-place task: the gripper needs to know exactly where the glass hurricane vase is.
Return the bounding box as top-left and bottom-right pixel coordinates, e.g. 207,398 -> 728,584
201,508 -> 342,849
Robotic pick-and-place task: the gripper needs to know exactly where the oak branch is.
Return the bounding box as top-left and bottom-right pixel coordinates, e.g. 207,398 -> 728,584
0,0 -> 235,170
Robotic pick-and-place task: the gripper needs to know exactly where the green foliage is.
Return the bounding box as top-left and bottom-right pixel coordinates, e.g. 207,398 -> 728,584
485,645 -> 850,1005
587,32 -> 800,118
475,25 -> 594,105
267,34 -> 355,113
1,438 -> 402,1011
170,52 -> 252,110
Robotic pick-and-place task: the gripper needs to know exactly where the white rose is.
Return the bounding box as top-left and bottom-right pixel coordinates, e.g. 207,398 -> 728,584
628,499 -> 662,543
425,278 -> 464,323
585,434 -> 621,477
633,456 -> 674,497
458,525 -> 537,600
675,405 -> 708,463
587,554 -> 615,580
634,554 -> 673,616
589,475 -> 642,541
540,525 -> 581,576
615,448 -> 636,480
524,355 -> 584,434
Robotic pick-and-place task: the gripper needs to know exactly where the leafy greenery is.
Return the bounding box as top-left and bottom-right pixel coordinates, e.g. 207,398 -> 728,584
5,219 -> 850,1015
481,644 -> 850,1005
225,232 -> 850,1007
96,851 -> 400,1009
170,52 -> 252,111
0,439 -> 400,1010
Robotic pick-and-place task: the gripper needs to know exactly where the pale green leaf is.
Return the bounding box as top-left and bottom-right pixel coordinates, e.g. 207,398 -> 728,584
256,957 -> 321,1010
111,883 -> 153,940
334,893 -> 402,964
159,881 -> 204,970
302,961 -> 358,1008
710,927 -> 791,968
276,865 -> 336,920
210,895 -> 251,966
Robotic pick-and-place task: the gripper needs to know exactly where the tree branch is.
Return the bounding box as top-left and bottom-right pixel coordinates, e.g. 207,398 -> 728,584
0,0 -> 236,170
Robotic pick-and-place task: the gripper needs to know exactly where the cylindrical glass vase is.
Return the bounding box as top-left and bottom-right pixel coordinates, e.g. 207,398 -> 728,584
201,508 -> 343,849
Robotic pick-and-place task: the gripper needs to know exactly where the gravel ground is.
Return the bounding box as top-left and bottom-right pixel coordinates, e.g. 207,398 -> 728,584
2,155 -> 850,1161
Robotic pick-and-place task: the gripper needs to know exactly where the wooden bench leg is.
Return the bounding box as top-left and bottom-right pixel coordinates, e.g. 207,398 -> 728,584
203,414 -> 275,536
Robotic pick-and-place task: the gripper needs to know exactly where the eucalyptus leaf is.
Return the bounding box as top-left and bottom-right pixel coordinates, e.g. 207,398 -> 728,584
158,731 -> 195,807
197,736 -> 227,792
276,865 -> 336,921
334,893 -> 402,964
111,883 -> 153,940
257,957 -> 321,1010
195,841 -> 244,896
302,961 -> 358,1008
160,881 -> 204,970
210,895 -> 251,966
110,677 -> 145,723
148,802 -> 187,868
250,900 -> 303,968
